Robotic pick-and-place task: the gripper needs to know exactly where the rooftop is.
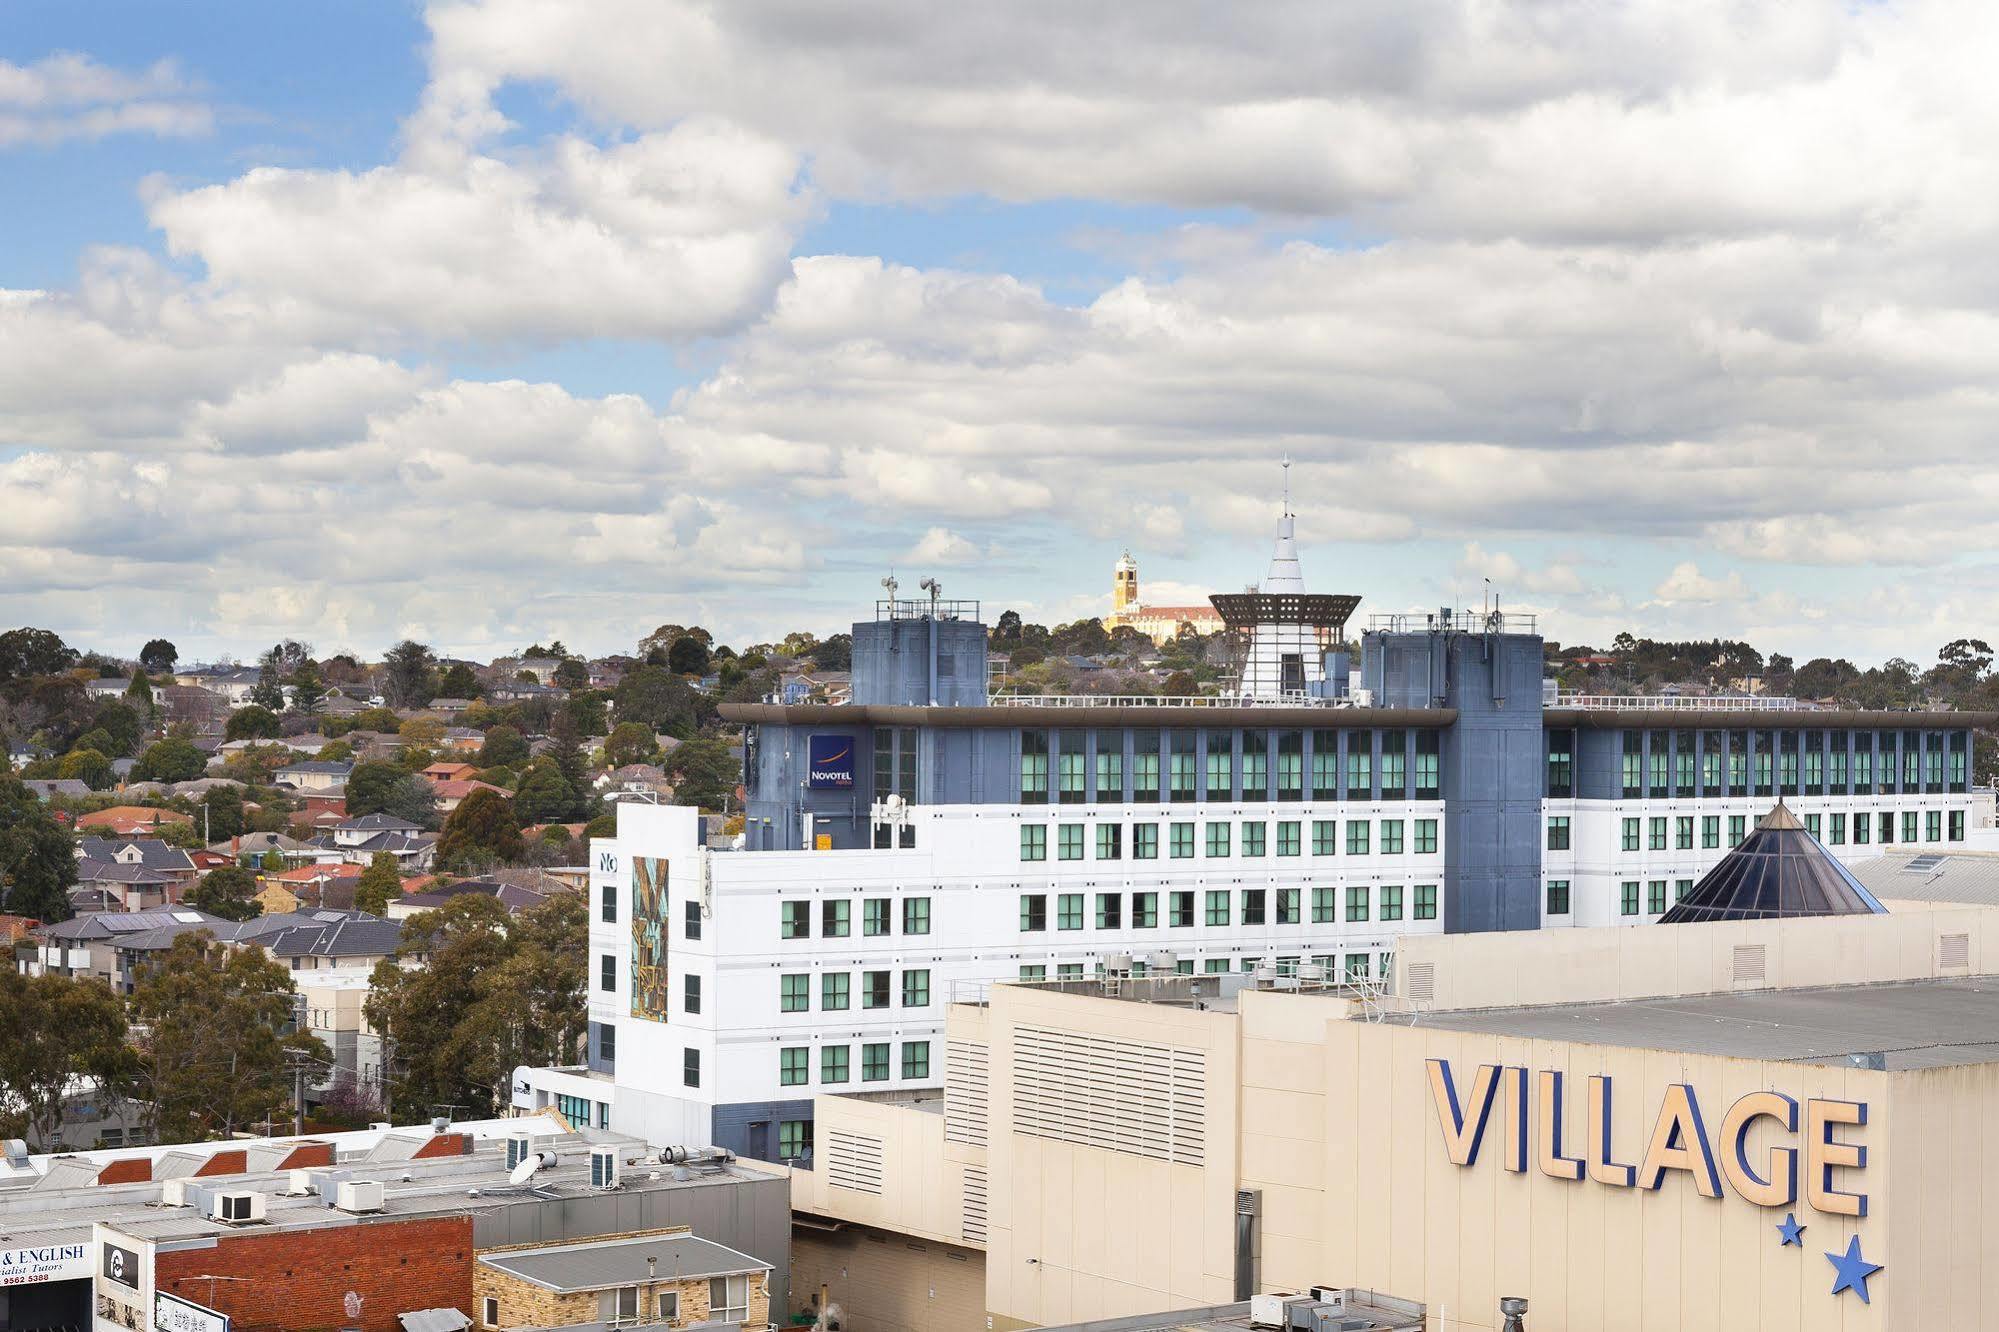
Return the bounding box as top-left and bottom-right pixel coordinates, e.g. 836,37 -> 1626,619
1416,976 -> 1999,1071
478,1231 -> 769,1292
1033,1292 -> 1424,1331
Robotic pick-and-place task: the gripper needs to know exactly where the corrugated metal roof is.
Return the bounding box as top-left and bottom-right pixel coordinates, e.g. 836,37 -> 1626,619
1851,848 -> 1999,908
399,1309 -> 472,1332
478,1232 -> 769,1293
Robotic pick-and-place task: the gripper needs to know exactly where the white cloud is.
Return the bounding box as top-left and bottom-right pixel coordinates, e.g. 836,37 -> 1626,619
0,53 -> 211,147
1652,562 -> 1751,605
904,527 -> 983,566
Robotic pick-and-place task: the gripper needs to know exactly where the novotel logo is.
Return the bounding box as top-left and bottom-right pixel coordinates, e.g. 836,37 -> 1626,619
807,735 -> 855,789
1427,1060 -> 1868,1217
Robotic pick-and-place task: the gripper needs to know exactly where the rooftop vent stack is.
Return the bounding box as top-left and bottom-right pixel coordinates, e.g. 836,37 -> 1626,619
1234,1189 -> 1261,1302
1500,1297 -> 1529,1331
590,1144 -> 620,1189
1,1138 -> 27,1169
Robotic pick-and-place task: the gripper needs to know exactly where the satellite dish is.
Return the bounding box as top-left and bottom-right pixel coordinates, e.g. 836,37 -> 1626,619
509,1151 -> 555,1185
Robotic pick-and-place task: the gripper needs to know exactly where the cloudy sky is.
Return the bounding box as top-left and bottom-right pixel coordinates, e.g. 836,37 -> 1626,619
5,1 -> 1997,665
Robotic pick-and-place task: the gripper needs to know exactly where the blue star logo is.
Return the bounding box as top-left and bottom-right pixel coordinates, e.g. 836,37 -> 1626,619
1826,1235 -> 1883,1303
1777,1213 -> 1805,1246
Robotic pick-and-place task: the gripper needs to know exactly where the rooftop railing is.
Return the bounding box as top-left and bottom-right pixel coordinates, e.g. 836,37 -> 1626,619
987,690 -> 1378,709
1553,692 -> 1813,712
1367,609 -> 1538,634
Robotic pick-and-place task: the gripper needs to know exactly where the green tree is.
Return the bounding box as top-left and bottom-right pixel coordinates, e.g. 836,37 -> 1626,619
133,736 -> 206,783
0,775 -> 76,922
346,762 -> 439,828
0,627 -> 78,681
612,665 -> 712,736
350,706 -> 402,733
667,735 -> 739,811
260,848 -> 285,873
345,760 -> 408,817
478,724 -> 529,769
225,705 -> 282,741
139,639 -> 179,674
0,970 -> 135,1149
186,865 -> 262,921
438,661 -> 482,699
667,636 -> 711,676
56,748 -> 114,790
382,639 -> 436,710
437,786 -> 523,869
288,659 -> 326,716
603,721 -> 659,768
547,708 -> 592,820
354,852 -> 403,916
198,785 -> 248,841
123,671 -> 155,718
130,933 -> 326,1141
583,812 -> 617,840
552,658 -> 589,690
511,762 -> 575,825
92,700 -> 145,754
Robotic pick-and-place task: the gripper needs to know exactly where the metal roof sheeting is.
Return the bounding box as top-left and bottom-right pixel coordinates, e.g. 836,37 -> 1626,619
478,1232 -> 769,1293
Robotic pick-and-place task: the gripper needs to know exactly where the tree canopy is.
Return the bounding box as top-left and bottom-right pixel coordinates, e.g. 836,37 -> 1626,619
225,705 -> 282,741
133,736 -> 206,783
437,786 -> 523,869
0,774 -> 76,922
0,970 -> 134,1149
186,865 -> 262,921
139,638 -> 179,673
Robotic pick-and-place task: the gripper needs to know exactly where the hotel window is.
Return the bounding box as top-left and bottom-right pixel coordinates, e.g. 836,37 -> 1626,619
1702,816 -> 1720,849
1241,889 -> 1268,925
1243,731 -> 1269,799
1545,881 -> 1570,915
1879,732 -> 1898,793
1854,815 -> 1871,845
1951,810 -> 1966,841
1380,820 -> 1404,854
1347,820 -> 1371,855
1854,740 -> 1874,794
863,971 -> 890,1008
1805,813 -> 1821,838
1241,821 -> 1267,857
684,1049 -> 700,1088
1345,885 -> 1369,922
1020,826 -> 1047,861
1648,817 -> 1667,851
779,1118 -> 814,1157
1313,820 -> 1338,855
1906,734 -> 1924,790
1019,895 -> 1047,932
1675,817 -> 1693,850
1381,730 -> 1407,800
1804,732 -> 1824,795
1312,731 -> 1340,800
1620,882 -> 1640,916
557,1092 -> 591,1125
1415,731 -> 1440,800
1056,894 -> 1083,930
1950,732 -> 1968,793
1020,730 -> 1049,804
822,973 -> 849,1011
863,1044 -> 890,1081
1163,731 -> 1191,802
1276,888 -> 1300,924
1345,954 -> 1371,981
1779,732 -> 1799,797
1621,732 -> 1642,798
1206,822 -> 1232,857
1132,730 -> 1163,803
1546,816 -> 1571,851
903,897 -> 930,934
1675,732 -> 1695,798
1621,818 -> 1640,852
863,898 -> 890,936
1057,731 -> 1086,805
600,954 -> 614,993
685,900 -> 702,940
1096,730 -> 1124,802
1172,891 -> 1197,927
1648,731 -> 1669,799
1926,810 -> 1943,843
901,1041 -> 930,1080
1379,885 -> 1404,921
1057,824 -> 1084,860
1096,823 -> 1122,860
1277,821 -> 1301,856
1828,812 -> 1846,845
1133,823 -> 1158,859
1206,732 -> 1234,801
780,901 -> 810,939
1647,881 -> 1667,915
1729,814 -> 1747,847
1926,732 -> 1945,792
823,900 -> 850,938
1545,729 -> 1574,798
1830,735 -> 1849,792
682,976 -> 699,1015
1205,958 -> 1232,974
1728,731 -> 1748,798
1701,731 -> 1724,797
1309,886 -> 1335,924
1675,879 -> 1693,902
822,1045 -> 850,1084
600,882 -> 615,923
1753,732 -> 1774,798
1902,811 -> 1918,843
1209,890 -> 1234,926
1413,885 -> 1438,920
1097,893 -> 1123,929
1277,731 -> 1304,801
1133,892 -> 1159,927
1347,734 -> 1373,801
1058,963 -> 1085,980
1171,822 -> 1195,858
779,1047 -> 807,1086
1414,819 -> 1438,854
1019,964 -> 1046,981
903,969 -> 931,1006
780,974 -> 809,1012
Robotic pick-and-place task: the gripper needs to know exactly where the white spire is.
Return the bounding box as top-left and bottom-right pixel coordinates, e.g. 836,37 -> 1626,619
1262,457 -> 1305,593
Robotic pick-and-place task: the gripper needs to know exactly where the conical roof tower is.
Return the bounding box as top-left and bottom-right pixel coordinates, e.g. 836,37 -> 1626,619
1657,802 -> 1888,924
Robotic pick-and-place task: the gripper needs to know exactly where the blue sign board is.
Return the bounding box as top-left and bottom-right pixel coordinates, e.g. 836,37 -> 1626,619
808,735 -> 856,789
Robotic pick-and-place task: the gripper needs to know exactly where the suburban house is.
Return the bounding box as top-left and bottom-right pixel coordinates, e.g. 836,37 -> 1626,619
431,778 -> 509,814
320,814 -> 439,870
75,806 -> 193,836
421,761 -> 481,784
255,863 -> 364,915
274,759 -> 355,792
20,778 -> 91,802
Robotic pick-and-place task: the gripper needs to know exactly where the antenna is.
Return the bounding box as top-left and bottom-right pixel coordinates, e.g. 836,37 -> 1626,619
880,572 -> 898,600
509,1151 -> 555,1186
919,577 -> 941,616
1280,454 -> 1292,517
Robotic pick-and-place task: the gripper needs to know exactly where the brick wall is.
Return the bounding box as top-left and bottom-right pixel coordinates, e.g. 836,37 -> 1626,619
472,1267 -> 768,1330
155,1215 -> 474,1332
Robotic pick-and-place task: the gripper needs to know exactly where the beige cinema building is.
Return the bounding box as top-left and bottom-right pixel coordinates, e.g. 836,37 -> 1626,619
786,896 -> 1999,1330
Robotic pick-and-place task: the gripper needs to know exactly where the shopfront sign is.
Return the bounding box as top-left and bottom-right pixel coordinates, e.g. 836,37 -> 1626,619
807,735 -> 855,789
0,1239 -> 90,1286
1427,1060 -> 1868,1217
155,1292 -> 229,1332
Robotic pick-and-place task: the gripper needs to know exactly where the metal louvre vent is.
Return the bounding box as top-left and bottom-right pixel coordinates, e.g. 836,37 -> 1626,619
1011,1025 -> 1206,1167
1732,944 -> 1768,985
961,1166 -> 989,1246
1405,962 -> 1436,1003
944,1040 -> 990,1149
826,1130 -> 885,1195
1235,1188 -> 1260,1216
1940,933 -> 1971,969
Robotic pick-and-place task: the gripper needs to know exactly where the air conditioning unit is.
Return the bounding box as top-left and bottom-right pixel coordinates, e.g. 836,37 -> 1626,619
1309,1287 -> 1348,1312
335,1180 -> 385,1213
589,1145 -> 620,1190
282,1169 -> 315,1196
1249,1293 -> 1304,1328
505,1132 -> 535,1171
158,1179 -> 191,1208
211,1190 -> 267,1224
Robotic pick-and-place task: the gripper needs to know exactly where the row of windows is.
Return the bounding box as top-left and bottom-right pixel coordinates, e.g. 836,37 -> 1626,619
1021,728 -> 1441,805
554,1093 -> 611,1130
1019,953 -> 1394,981
780,968 -> 929,1011
1021,818 -> 1438,862
1546,728 -> 1970,800
780,897 -> 931,940
1019,885 -> 1437,930
1584,809 -> 1968,854
780,1040 -> 931,1086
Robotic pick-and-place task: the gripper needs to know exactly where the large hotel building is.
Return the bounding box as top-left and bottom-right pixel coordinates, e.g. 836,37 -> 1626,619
515,508 -> 1990,1172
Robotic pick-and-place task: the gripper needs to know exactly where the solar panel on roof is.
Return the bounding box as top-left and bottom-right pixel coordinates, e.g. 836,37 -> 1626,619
1903,853 -> 1947,873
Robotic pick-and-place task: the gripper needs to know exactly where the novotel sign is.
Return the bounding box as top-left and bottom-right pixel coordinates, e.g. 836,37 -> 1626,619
1428,1060 -> 1869,1217
807,734 -> 856,790
0,1240 -> 91,1285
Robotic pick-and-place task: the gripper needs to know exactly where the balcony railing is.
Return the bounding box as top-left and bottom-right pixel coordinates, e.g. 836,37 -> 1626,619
988,690 -> 1378,709
1553,693 -> 1813,712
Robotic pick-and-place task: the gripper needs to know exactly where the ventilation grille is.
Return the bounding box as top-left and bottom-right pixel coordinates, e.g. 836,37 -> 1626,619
944,1040 -> 990,1149
960,1166 -> 988,1246
1405,962 -> 1436,1003
826,1130 -> 884,1195
1732,944 -> 1768,985
1011,1025 -> 1205,1167
1940,932 -> 1971,970
1235,1188 -> 1260,1217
